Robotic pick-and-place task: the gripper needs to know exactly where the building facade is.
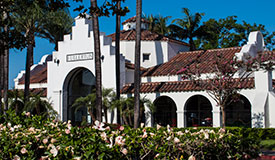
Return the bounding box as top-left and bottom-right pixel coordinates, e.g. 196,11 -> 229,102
14,16 -> 275,128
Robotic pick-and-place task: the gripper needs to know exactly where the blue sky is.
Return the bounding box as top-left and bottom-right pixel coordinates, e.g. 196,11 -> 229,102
9,0 -> 275,88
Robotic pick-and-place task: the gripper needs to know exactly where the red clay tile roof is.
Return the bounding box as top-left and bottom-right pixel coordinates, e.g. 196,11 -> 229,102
142,47 -> 242,77
18,63 -> 47,85
121,78 -> 255,94
122,16 -> 149,25
107,29 -> 189,46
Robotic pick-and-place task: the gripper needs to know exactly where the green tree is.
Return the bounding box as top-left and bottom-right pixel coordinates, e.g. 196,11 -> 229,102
39,9 -> 73,51
197,16 -> 275,50
134,0 -> 142,128
170,8 -> 205,51
72,88 -> 116,123
24,95 -> 57,118
0,0 -> 26,114
112,96 -> 154,126
145,14 -> 171,36
12,0 -> 69,102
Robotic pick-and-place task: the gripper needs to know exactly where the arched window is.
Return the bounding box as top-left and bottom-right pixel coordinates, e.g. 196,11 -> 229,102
225,95 -> 251,127
185,95 -> 212,127
153,96 -> 177,127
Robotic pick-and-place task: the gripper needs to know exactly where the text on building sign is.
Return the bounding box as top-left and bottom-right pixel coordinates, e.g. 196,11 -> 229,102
67,52 -> 93,62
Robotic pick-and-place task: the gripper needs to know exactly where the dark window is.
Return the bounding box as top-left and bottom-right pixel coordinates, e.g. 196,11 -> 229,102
143,53 -> 150,62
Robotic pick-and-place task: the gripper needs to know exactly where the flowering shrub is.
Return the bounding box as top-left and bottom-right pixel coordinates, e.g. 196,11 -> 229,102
0,111 -> 264,159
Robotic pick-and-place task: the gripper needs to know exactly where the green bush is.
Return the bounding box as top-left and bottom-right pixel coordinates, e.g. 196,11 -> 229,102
0,111 -> 265,160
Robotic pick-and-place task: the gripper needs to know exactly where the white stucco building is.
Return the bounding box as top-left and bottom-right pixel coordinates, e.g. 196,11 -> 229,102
14,16 -> 275,128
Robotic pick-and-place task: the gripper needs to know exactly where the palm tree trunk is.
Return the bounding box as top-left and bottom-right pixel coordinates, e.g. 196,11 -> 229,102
3,16 -> 9,113
91,0 -> 102,122
0,47 -> 3,114
3,40 -> 9,112
189,37 -> 196,51
221,105 -> 226,129
103,105 -> 108,122
88,109 -> 96,122
134,0 -> 142,128
24,32 -> 34,102
115,1 -> 121,124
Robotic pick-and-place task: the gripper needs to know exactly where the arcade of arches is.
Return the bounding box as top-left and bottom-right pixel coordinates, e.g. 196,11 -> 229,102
153,94 -> 252,127
62,69 -> 252,127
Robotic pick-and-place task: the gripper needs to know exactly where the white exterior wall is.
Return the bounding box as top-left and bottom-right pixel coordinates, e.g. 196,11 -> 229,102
168,42 -> 189,60
47,17 -> 124,121
118,41 -> 168,68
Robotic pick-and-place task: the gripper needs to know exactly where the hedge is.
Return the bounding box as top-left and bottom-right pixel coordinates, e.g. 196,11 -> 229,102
0,110 -> 271,160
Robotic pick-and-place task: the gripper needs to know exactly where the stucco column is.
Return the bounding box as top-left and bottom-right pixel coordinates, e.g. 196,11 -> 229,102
177,110 -> 184,128
145,106 -> 152,127
212,108 -> 221,127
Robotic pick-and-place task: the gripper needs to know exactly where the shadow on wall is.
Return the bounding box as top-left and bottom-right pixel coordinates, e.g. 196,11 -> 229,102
252,112 -> 264,128
155,41 -> 163,65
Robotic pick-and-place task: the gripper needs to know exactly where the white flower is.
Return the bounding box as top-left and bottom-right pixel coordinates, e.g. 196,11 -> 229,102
20,147 -> 27,154
121,148 -> 128,155
43,138 -> 48,144
188,155 -> 196,160
167,125 -> 171,133
115,136 -> 125,146
13,155 -> 20,160
140,123 -> 144,128
106,137 -> 113,148
100,132 -> 107,141
219,128 -> 226,133
10,127 -> 15,132
204,132 -> 209,139
177,131 -> 184,136
154,153 -> 160,158
174,137 -> 180,143
157,124 -> 161,130
51,138 -> 57,143
142,132 -> 148,138
50,146 -> 58,157
166,136 -> 171,141
25,112 -> 31,117
41,156 -> 49,160
65,129 -> 70,134
7,123 -> 11,128
28,127 -> 35,132
73,157 -> 81,160
149,133 -> 155,136
93,120 -> 105,131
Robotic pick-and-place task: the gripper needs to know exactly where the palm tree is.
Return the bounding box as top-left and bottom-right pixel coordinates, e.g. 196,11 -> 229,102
39,9 -> 73,51
134,0 -> 142,128
91,0 -> 103,122
72,93 -> 97,122
112,96 -> 154,126
13,1 -> 70,102
72,88 -> 115,123
146,14 -> 157,32
154,15 -> 171,36
170,8 -> 205,51
24,95 -> 57,118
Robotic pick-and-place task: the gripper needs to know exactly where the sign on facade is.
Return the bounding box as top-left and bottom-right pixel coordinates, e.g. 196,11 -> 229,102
67,52 -> 93,62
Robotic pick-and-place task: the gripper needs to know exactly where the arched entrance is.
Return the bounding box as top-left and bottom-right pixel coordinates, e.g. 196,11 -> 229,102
225,95 -> 251,127
185,95 -> 212,127
63,67 -> 95,125
153,96 -> 177,127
